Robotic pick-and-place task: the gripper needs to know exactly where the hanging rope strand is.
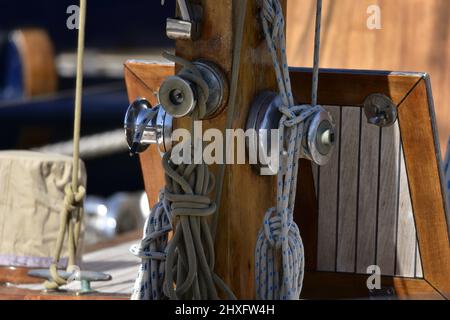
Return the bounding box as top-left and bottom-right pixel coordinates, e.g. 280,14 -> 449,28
255,0 -> 323,300
45,0 -> 87,290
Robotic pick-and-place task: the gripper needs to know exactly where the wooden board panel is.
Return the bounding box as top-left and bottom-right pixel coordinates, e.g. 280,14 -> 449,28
301,271 -> 443,300
287,0 -> 450,156
13,241 -> 140,296
416,243 -> 423,278
314,108 -> 423,278
397,78 -> 450,297
124,62 -> 174,207
317,106 -> 341,272
356,117 -> 380,273
395,146 -> 417,278
376,123 -> 401,276
337,107 -> 361,272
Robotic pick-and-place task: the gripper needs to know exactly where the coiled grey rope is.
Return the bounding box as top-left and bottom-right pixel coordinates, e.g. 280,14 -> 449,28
131,189 -> 171,300
132,152 -> 236,300
255,0 -> 324,300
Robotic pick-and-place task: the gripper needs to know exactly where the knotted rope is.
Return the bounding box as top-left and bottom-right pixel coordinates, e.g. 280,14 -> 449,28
131,189 -> 171,300
45,0 -> 87,290
132,152 -> 235,300
255,0 -> 324,300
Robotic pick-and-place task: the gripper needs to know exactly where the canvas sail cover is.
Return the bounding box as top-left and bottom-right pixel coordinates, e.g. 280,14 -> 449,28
0,151 -> 86,268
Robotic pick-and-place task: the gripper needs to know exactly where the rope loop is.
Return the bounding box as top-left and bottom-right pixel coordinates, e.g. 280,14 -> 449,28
162,52 -> 210,120
63,183 -> 86,213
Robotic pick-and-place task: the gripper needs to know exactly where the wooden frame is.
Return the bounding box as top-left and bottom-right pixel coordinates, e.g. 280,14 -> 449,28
290,68 -> 450,299
125,64 -> 450,299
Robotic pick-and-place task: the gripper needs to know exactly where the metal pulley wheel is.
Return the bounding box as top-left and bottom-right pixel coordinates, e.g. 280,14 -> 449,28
158,60 -> 229,119
246,91 -> 336,175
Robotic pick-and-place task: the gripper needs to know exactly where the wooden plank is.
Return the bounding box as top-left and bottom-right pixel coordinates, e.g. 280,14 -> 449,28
398,78 -> 450,297
376,122 -> 401,276
312,164 -> 319,195
416,242 -> 424,278
336,107 -> 361,273
317,106 -> 340,272
356,117 -> 380,274
301,271 -> 444,300
294,160 -> 319,271
0,287 -> 128,300
395,145 -> 417,278
289,68 -> 422,108
13,241 -> 140,296
124,62 -> 174,207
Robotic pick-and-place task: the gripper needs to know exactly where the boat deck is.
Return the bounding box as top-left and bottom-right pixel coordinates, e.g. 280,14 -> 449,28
0,232 -> 142,300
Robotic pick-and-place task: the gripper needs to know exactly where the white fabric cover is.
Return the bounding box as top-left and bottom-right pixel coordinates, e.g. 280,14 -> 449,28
0,151 -> 86,268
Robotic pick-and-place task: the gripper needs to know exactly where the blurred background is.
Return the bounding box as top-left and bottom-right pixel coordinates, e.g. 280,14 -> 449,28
0,0 -> 448,245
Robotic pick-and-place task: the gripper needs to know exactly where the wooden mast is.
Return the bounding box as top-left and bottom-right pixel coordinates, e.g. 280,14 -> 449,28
125,0 -> 289,299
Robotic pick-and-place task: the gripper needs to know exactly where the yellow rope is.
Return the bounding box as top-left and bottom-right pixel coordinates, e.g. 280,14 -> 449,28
45,0 -> 87,290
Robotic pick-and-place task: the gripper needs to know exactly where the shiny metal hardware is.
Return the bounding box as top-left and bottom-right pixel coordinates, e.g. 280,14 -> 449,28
28,269 -> 112,295
246,91 -> 336,175
158,60 -> 228,119
166,0 -> 203,40
364,93 -> 398,127
124,98 -> 173,155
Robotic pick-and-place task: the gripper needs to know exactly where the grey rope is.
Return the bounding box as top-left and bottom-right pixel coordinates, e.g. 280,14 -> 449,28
255,0 -> 323,300
162,51 -> 210,121
131,151 -> 235,300
131,189 -> 171,300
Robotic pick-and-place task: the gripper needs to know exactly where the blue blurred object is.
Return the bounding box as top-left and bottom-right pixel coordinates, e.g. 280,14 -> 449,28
0,32 -> 24,99
0,0 -> 174,51
0,84 -> 144,196
0,1 -> 176,195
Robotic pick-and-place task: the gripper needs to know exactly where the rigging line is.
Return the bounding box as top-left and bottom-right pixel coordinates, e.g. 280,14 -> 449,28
312,0 -> 322,106
72,0 -> 87,192
45,0 -> 87,290
212,0 -> 248,240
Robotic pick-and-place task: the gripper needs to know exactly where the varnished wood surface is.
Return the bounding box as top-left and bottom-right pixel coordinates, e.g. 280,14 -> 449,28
3,239 -> 141,300
124,62 -> 174,208
287,0 -> 450,155
0,287 -> 128,301
301,271 -> 443,300
398,78 -> 450,298
171,0 -> 287,299
0,267 -> 42,286
11,28 -> 57,97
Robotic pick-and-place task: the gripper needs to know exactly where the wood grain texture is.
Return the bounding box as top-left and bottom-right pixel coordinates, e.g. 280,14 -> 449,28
317,106 -> 340,272
397,78 -> 450,298
172,0 -> 289,299
0,267 -> 42,285
124,62 -> 174,207
301,271 -> 444,300
356,118 -> 380,273
287,0 -> 450,155
11,28 -> 57,97
396,146 -> 417,278
337,107 -> 360,272
376,123 -> 401,276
